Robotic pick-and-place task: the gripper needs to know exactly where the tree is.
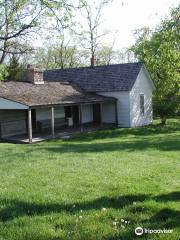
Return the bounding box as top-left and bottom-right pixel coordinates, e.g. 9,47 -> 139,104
131,5 -> 180,124
76,0 -> 111,67
0,64 -> 7,81
0,0 -> 85,65
0,0 -> 41,64
34,43 -> 89,69
5,55 -> 25,81
96,45 -> 115,65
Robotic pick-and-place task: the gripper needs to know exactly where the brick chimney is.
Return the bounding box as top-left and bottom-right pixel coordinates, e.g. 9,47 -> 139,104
90,55 -> 96,67
26,64 -> 44,84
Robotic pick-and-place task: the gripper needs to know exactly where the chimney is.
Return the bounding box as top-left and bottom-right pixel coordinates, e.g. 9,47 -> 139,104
90,55 -> 96,67
26,65 -> 44,84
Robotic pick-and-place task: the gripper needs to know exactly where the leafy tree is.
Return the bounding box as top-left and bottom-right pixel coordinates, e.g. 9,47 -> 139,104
5,55 -> 25,81
0,0 -> 40,64
0,0 -> 85,64
0,64 -> 7,81
115,48 -> 136,63
34,44 -> 89,69
131,6 -> 180,124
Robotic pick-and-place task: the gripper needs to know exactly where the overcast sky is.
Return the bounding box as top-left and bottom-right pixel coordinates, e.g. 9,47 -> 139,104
100,0 -> 179,49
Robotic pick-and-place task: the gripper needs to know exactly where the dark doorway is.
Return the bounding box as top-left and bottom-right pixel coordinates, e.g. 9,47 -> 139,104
93,104 -> 101,123
32,109 -> 37,131
72,105 -> 79,125
64,106 -> 72,118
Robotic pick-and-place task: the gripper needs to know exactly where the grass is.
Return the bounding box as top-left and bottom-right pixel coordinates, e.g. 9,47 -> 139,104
0,119 -> 179,240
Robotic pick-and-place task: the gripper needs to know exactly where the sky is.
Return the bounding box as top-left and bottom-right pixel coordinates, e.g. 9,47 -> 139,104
34,0 -> 179,51
100,0 -> 179,49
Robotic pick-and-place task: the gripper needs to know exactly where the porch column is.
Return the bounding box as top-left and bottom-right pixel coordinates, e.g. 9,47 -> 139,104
115,100 -> 118,126
28,108 -> 32,143
79,104 -> 83,132
51,106 -> 55,138
100,103 -> 103,128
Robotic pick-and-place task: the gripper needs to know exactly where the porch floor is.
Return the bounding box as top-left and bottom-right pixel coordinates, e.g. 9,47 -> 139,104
2,123 -> 116,143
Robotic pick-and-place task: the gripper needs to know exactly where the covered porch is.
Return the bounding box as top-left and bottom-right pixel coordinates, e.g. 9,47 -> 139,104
3,122 -> 115,143
0,80 -> 118,143
0,101 -> 118,143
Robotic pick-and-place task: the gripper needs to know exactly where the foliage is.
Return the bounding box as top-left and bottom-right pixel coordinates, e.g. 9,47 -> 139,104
0,0 -> 40,64
131,6 -> 180,124
0,0 -> 85,64
34,44 -> 136,69
0,119 -> 179,240
0,64 -> 7,81
96,45 -> 115,65
34,44 -> 89,69
4,55 -> 25,81
76,0 -> 112,65
96,46 -> 136,65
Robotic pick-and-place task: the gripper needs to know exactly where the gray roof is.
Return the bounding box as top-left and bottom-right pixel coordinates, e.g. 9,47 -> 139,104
44,62 -> 143,92
0,81 -> 114,107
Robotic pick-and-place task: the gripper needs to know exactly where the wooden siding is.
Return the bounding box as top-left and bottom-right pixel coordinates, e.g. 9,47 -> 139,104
102,102 -> 116,123
130,67 -> 154,127
82,104 -> 93,123
98,92 -> 130,127
0,110 -> 27,137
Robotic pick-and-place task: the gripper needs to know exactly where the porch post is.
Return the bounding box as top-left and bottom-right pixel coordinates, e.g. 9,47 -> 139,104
28,108 -> 32,143
51,106 -> 55,138
115,100 -> 118,126
100,103 -> 103,128
79,104 -> 83,132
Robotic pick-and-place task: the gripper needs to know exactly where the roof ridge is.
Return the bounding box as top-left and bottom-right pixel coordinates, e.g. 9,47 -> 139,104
45,62 -> 143,72
43,62 -> 144,92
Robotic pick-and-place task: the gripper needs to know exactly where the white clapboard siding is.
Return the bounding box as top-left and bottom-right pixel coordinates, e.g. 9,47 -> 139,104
130,66 -> 155,127
98,92 -> 131,127
102,102 -> 116,123
82,104 -> 93,123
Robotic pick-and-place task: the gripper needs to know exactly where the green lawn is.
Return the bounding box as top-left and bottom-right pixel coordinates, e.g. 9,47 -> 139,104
0,119 -> 179,240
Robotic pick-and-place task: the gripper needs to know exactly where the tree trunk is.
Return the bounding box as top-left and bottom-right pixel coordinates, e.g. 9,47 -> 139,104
161,116 -> 167,125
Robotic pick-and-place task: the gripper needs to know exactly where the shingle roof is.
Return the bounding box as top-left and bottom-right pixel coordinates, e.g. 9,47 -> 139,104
0,81 -> 114,107
44,62 -> 143,92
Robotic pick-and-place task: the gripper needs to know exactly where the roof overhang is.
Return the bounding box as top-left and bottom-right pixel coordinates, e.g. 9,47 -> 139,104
0,97 -> 28,110
0,96 -> 116,110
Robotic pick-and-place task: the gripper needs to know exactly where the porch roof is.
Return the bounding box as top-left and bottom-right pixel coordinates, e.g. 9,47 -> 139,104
0,81 -> 115,108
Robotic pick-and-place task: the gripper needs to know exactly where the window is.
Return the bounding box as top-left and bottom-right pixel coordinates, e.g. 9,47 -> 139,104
140,94 -> 145,115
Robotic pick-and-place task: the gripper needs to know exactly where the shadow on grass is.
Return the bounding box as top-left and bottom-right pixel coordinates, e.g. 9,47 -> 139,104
154,192 -> 180,202
0,194 -> 148,222
144,208 -> 180,229
0,192 -> 179,240
56,120 -> 180,143
107,207 -> 180,240
35,136 -> 180,153
106,192 -> 180,240
0,192 -> 179,222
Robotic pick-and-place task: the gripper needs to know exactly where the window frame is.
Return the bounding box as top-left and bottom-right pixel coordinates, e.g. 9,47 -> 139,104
140,94 -> 145,116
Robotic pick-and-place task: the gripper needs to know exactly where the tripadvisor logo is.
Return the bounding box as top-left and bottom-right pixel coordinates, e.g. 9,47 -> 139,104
135,226 -> 173,236
135,227 -> 144,236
